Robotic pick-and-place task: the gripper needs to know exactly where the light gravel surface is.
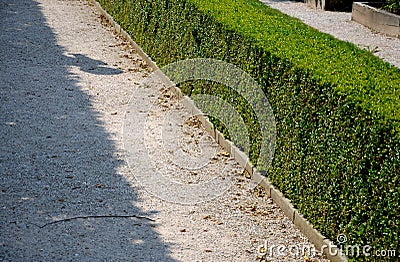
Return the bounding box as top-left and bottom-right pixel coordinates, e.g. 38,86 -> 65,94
0,0 -> 327,261
261,0 -> 400,68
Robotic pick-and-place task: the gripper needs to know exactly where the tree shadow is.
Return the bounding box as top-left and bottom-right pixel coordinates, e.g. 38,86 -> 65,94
67,53 -> 123,75
0,0 -> 175,260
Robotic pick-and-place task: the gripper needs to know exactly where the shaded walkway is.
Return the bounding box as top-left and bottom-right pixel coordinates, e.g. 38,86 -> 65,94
0,0 -> 175,260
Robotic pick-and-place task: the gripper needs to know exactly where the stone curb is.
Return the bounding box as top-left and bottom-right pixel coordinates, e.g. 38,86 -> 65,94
352,2 -> 400,39
89,1 -> 348,261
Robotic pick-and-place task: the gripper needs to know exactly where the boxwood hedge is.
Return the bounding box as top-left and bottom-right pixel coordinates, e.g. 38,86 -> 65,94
96,0 -> 399,259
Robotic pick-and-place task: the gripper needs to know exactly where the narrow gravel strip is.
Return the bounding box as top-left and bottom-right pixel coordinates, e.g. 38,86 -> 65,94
260,0 -> 400,68
0,0 -> 328,261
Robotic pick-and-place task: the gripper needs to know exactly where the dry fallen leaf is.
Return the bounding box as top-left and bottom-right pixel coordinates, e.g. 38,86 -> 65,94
219,151 -> 230,157
244,170 -> 251,179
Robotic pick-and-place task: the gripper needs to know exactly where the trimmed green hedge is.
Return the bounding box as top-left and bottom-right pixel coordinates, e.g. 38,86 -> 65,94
97,0 -> 399,259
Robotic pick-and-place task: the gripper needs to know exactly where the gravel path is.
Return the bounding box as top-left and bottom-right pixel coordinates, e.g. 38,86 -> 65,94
261,0 -> 400,68
0,0 -> 326,261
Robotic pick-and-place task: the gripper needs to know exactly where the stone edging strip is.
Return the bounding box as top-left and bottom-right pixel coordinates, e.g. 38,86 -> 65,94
352,2 -> 400,39
88,1 -> 348,261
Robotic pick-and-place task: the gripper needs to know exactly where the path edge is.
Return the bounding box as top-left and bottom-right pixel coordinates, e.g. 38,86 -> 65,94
88,1 -> 348,261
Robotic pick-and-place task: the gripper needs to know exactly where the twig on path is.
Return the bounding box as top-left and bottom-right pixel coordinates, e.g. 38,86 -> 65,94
35,214 -> 155,228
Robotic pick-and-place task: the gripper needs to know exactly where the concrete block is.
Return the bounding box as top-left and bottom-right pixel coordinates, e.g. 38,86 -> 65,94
203,118 -> 215,140
293,211 -> 326,250
352,2 -> 400,38
270,187 -> 296,221
244,161 -> 253,176
181,96 -> 196,114
231,146 -> 249,169
252,171 -> 273,197
322,239 -> 349,262
215,130 -> 232,154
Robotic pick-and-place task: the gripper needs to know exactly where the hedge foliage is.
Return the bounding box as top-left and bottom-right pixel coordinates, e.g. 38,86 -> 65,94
96,0 -> 400,259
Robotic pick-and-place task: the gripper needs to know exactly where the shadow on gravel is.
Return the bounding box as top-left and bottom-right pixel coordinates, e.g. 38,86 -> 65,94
0,0 -> 175,260
67,53 -> 123,75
